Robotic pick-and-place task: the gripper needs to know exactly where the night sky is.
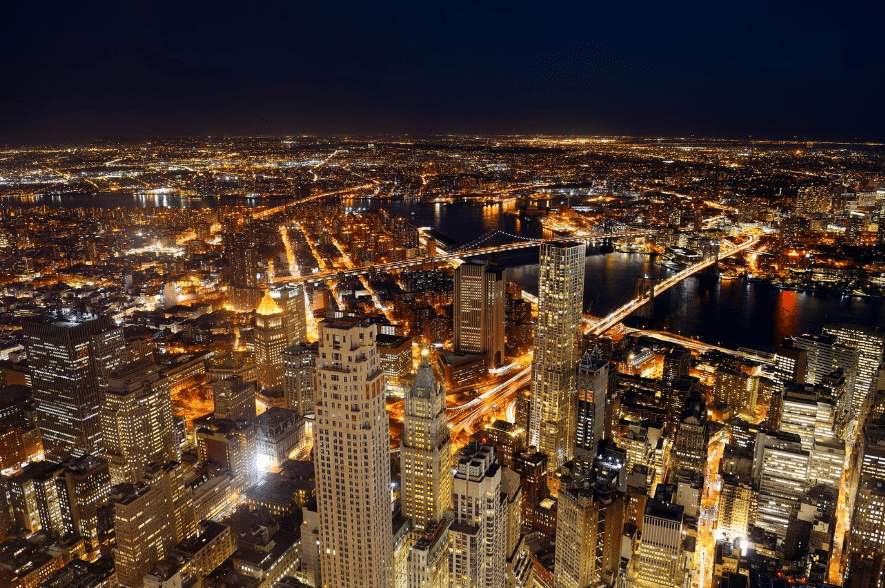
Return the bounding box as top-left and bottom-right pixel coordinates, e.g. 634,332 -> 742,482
2,1 -> 883,144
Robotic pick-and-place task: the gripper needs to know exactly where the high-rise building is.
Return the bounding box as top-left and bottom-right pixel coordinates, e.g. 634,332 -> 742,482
255,291 -> 288,392
529,241 -> 586,472
575,349 -> 609,471
210,375 -> 256,423
401,350 -> 452,532
795,333 -> 861,410
283,343 -> 317,415
555,478 -> 624,588
775,339 -> 808,384
752,431 -> 809,539
717,474 -> 756,542
314,317 -> 393,588
450,444 -> 505,588
101,359 -> 178,485
632,499 -> 685,588
662,347 -> 691,387
850,417 -> 885,573
23,313 -> 127,459
271,285 -> 308,346
823,322 -> 885,415
454,261 -> 506,367
669,394 -> 709,480
228,247 -> 262,311
712,367 -> 759,418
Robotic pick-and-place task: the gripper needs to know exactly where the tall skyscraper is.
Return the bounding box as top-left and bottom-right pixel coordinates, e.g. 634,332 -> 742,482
450,444 -> 505,588
752,431 -> 809,539
795,333 -> 861,408
210,375 -> 256,422
823,322 -> 885,414
632,499 -> 685,588
555,478 -> 624,588
23,312 -> 127,459
401,350 -> 452,531
662,346 -> 691,387
850,416 -> 885,577
100,359 -> 178,485
228,246 -> 262,311
271,285 -> 309,346
712,366 -> 759,418
283,342 -> 318,414
529,240 -> 586,472
255,291 -> 287,392
314,318 -> 393,588
402,350 -> 452,588
775,339 -> 808,384
575,349 -> 609,471
453,261 -> 506,367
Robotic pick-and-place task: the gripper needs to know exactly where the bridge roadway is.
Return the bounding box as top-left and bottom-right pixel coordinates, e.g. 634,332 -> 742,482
275,229 -> 661,285
584,235 -> 760,337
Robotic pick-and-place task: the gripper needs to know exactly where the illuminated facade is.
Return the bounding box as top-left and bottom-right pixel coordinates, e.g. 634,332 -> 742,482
575,350 -> 609,472
401,351 -> 452,531
283,343 -> 317,414
450,444 -> 505,588
101,359 -> 178,485
23,313 -> 127,459
454,261 -> 506,367
713,367 -> 759,418
255,291 -> 287,392
634,499 -> 685,588
314,318 -> 393,588
555,479 -> 624,588
271,285 -> 308,346
823,322 -> 885,414
529,240 -> 586,471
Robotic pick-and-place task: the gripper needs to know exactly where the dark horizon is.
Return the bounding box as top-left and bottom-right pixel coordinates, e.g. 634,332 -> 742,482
2,1 -> 884,145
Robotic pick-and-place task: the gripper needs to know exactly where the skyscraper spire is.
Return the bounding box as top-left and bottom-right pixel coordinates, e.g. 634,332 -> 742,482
401,347 -> 452,531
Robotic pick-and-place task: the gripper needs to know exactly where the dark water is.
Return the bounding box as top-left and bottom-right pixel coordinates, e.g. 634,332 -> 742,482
8,193 -> 885,347
364,198 -> 885,349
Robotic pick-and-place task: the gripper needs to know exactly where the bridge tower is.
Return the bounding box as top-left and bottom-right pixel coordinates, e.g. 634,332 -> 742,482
633,277 -> 655,320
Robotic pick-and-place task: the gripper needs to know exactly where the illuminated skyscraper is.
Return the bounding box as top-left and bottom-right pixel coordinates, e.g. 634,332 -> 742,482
271,285 -> 308,346
574,349 -> 609,471
228,246 -> 262,311
454,261 -> 506,367
402,350 -> 452,588
314,318 -> 393,588
255,291 -> 287,392
401,350 -> 452,531
100,359 -> 178,485
555,478 -> 624,588
450,444 -> 505,588
850,417 -> 885,575
529,240 -> 586,471
283,343 -> 318,415
823,322 -> 885,415
23,313 -> 127,459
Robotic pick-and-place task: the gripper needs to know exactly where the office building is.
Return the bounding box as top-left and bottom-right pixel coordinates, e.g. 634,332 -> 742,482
100,359 -> 178,485
717,474 -> 756,541
713,367 -> 759,418
23,313 -> 127,459
63,455 -> 112,552
669,395 -> 709,480
314,318 -> 393,588
663,347 -> 691,387
454,261 -> 506,368
401,350 -> 452,531
575,349 -> 609,471
795,333 -> 861,410
229,246 -> 262,311
450,444 -> 505,588
752,431 -> 809,539
529,241 -> 586,471
283,343 -> 318,414
775,339 -> 808,384
255,291 -> 288,392
823,322 -> 885,415
271,285 -> 308,346
632,499 -> 685,588
210,375 -> 256,423
555,478 -> 624,588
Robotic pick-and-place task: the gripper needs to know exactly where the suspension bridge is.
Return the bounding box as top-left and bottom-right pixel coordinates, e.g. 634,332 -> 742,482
279,228 -> 662,286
